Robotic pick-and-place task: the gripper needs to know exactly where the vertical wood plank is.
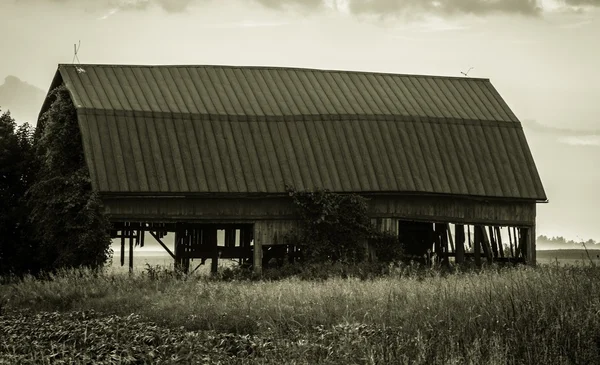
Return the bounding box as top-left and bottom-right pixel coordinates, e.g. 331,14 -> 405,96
474,225 -> 482,267
480,226 -> 493,264
455,224 -> 465,264
253,224 -> 262,274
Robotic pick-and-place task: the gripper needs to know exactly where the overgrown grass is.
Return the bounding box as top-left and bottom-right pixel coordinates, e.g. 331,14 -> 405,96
2,264 -> 600,364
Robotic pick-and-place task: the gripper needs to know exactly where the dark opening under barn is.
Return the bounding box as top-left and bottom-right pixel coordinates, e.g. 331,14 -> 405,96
38,64 -> 547,273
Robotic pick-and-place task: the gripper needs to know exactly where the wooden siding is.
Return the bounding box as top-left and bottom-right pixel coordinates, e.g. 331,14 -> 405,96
368,196 -> 536,226
254,220 -> 299,246
103,195 -> 536,226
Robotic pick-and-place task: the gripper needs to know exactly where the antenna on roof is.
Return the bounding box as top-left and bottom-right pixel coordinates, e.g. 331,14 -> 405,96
72,40 -> 81,64
461,67 -> 474,77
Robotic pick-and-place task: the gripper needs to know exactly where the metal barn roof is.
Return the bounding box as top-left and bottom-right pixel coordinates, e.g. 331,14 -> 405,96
46,64 -> 546,200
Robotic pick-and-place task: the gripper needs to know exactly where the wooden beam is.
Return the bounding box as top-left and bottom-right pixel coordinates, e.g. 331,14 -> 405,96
480,226 -> 493,264
253,224 -> 262,274
120,229 -> 125,267
447,224 -> 455,253
495,227 -> 504,258
149,231 -> 175,259
489,226 -> 499,258
473,225 -> 481,267
455,224 -> 465,264
129,229 -> 134,274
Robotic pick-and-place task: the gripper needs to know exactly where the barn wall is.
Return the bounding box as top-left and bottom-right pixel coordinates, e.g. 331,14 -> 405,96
254,220 -> 299,246
104,195 -> 536,225
369,196 -> 536,226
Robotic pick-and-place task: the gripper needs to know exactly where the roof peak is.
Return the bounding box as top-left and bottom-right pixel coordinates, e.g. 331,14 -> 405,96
57,63 -> 490,82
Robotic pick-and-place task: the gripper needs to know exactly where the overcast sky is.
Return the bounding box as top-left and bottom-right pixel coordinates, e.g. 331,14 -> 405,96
1,0 -> 599,240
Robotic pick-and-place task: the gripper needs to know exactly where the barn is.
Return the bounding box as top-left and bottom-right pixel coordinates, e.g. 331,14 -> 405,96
39,64 -> 547,273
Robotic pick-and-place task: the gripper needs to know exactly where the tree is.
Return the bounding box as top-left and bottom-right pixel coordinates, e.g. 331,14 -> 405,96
0,109 -> 37,275
27,86 -> 111,271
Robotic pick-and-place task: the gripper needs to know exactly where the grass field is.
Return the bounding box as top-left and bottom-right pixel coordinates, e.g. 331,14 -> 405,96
2,260 -> 600,364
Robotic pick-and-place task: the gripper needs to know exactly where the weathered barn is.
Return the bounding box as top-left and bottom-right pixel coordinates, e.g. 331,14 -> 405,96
40,64 -> 547,272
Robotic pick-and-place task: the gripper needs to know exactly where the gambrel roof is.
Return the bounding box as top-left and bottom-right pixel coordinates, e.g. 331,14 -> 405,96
42,64 -> 546,201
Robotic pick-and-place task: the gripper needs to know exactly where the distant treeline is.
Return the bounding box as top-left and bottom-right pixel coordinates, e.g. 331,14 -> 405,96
537,235 -> 598,247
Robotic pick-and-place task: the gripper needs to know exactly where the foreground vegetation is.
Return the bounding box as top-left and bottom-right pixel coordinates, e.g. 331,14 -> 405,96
1,264 -> 600,364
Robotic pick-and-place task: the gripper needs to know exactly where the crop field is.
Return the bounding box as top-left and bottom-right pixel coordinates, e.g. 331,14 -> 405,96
2,261 -> 600,364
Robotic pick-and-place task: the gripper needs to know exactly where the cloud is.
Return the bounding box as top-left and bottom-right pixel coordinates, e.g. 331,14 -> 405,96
522,120 -> 600,136
564,0 -> 600,6
28,0 -> 197,13
558,136 -> 600,146
347,0 -> 543,17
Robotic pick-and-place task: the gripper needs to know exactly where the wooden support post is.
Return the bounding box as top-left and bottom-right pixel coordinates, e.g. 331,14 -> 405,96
455,224 -> 465,264
174,231 -> 182,272
225,229 -> 236,248
433,223 -> 443,264
495,227 -> 504,258
480,226 -> 493,264
529,225 -> 536,264
446,223 -> 455,253
509,227 -> 515,258
489,226 -> 498,258
128,226 -> 134,274
253,225 -> 262,274
440,224 -> 449,267
474,226 -> 482,267
515,227 -> 523,259
120,227 -> 125,267
201,226 -> 218,274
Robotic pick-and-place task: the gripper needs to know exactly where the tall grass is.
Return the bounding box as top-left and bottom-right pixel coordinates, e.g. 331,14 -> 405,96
2,265 -> 600,364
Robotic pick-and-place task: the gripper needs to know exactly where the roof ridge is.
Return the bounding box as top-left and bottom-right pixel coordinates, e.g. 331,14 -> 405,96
58,63 -> 491,81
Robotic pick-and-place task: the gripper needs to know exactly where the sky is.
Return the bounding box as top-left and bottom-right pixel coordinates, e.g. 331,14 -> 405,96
1,0 -> 599,240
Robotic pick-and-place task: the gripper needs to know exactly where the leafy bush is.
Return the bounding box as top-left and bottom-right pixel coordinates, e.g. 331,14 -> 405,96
285,187 -> 404,267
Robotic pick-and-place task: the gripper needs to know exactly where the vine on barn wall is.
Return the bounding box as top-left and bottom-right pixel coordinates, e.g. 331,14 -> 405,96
26,85 -> 112,272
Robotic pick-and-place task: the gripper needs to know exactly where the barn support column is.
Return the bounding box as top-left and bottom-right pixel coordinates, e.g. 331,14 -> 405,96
521,226 -> 536,265
128,223 -> 134,274
455,224 -> 465,264
474,226 -> 482,267
253,224 -> 262,274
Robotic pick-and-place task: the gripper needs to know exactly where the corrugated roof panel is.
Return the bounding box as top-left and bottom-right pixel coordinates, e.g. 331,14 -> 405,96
211,118 -> 238,192
219,119 -> 247,192
92,67 -> 126,111
77,113 -> 102,190
183,67 -> 217,114
313,120 -> 346,191
413,120 -> 448,193
488,125 -> 519,197
199,68 -> 236,116
437,120 -> 473,196
248,120 -> 277,192
304,71 -> 339,115
51,64 -> 545,200
116,115 -> 140,192
237,69 -> 273,116
377,120 -> 412,191
359,120 -> 390,190
335,72 -> 367,115
515,128 -> 545,198
173,116 -> 198,192
226,119 -> 255,192
276,121 -> 306,190
366,74 -> 401,115
430,120 -> 461,194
